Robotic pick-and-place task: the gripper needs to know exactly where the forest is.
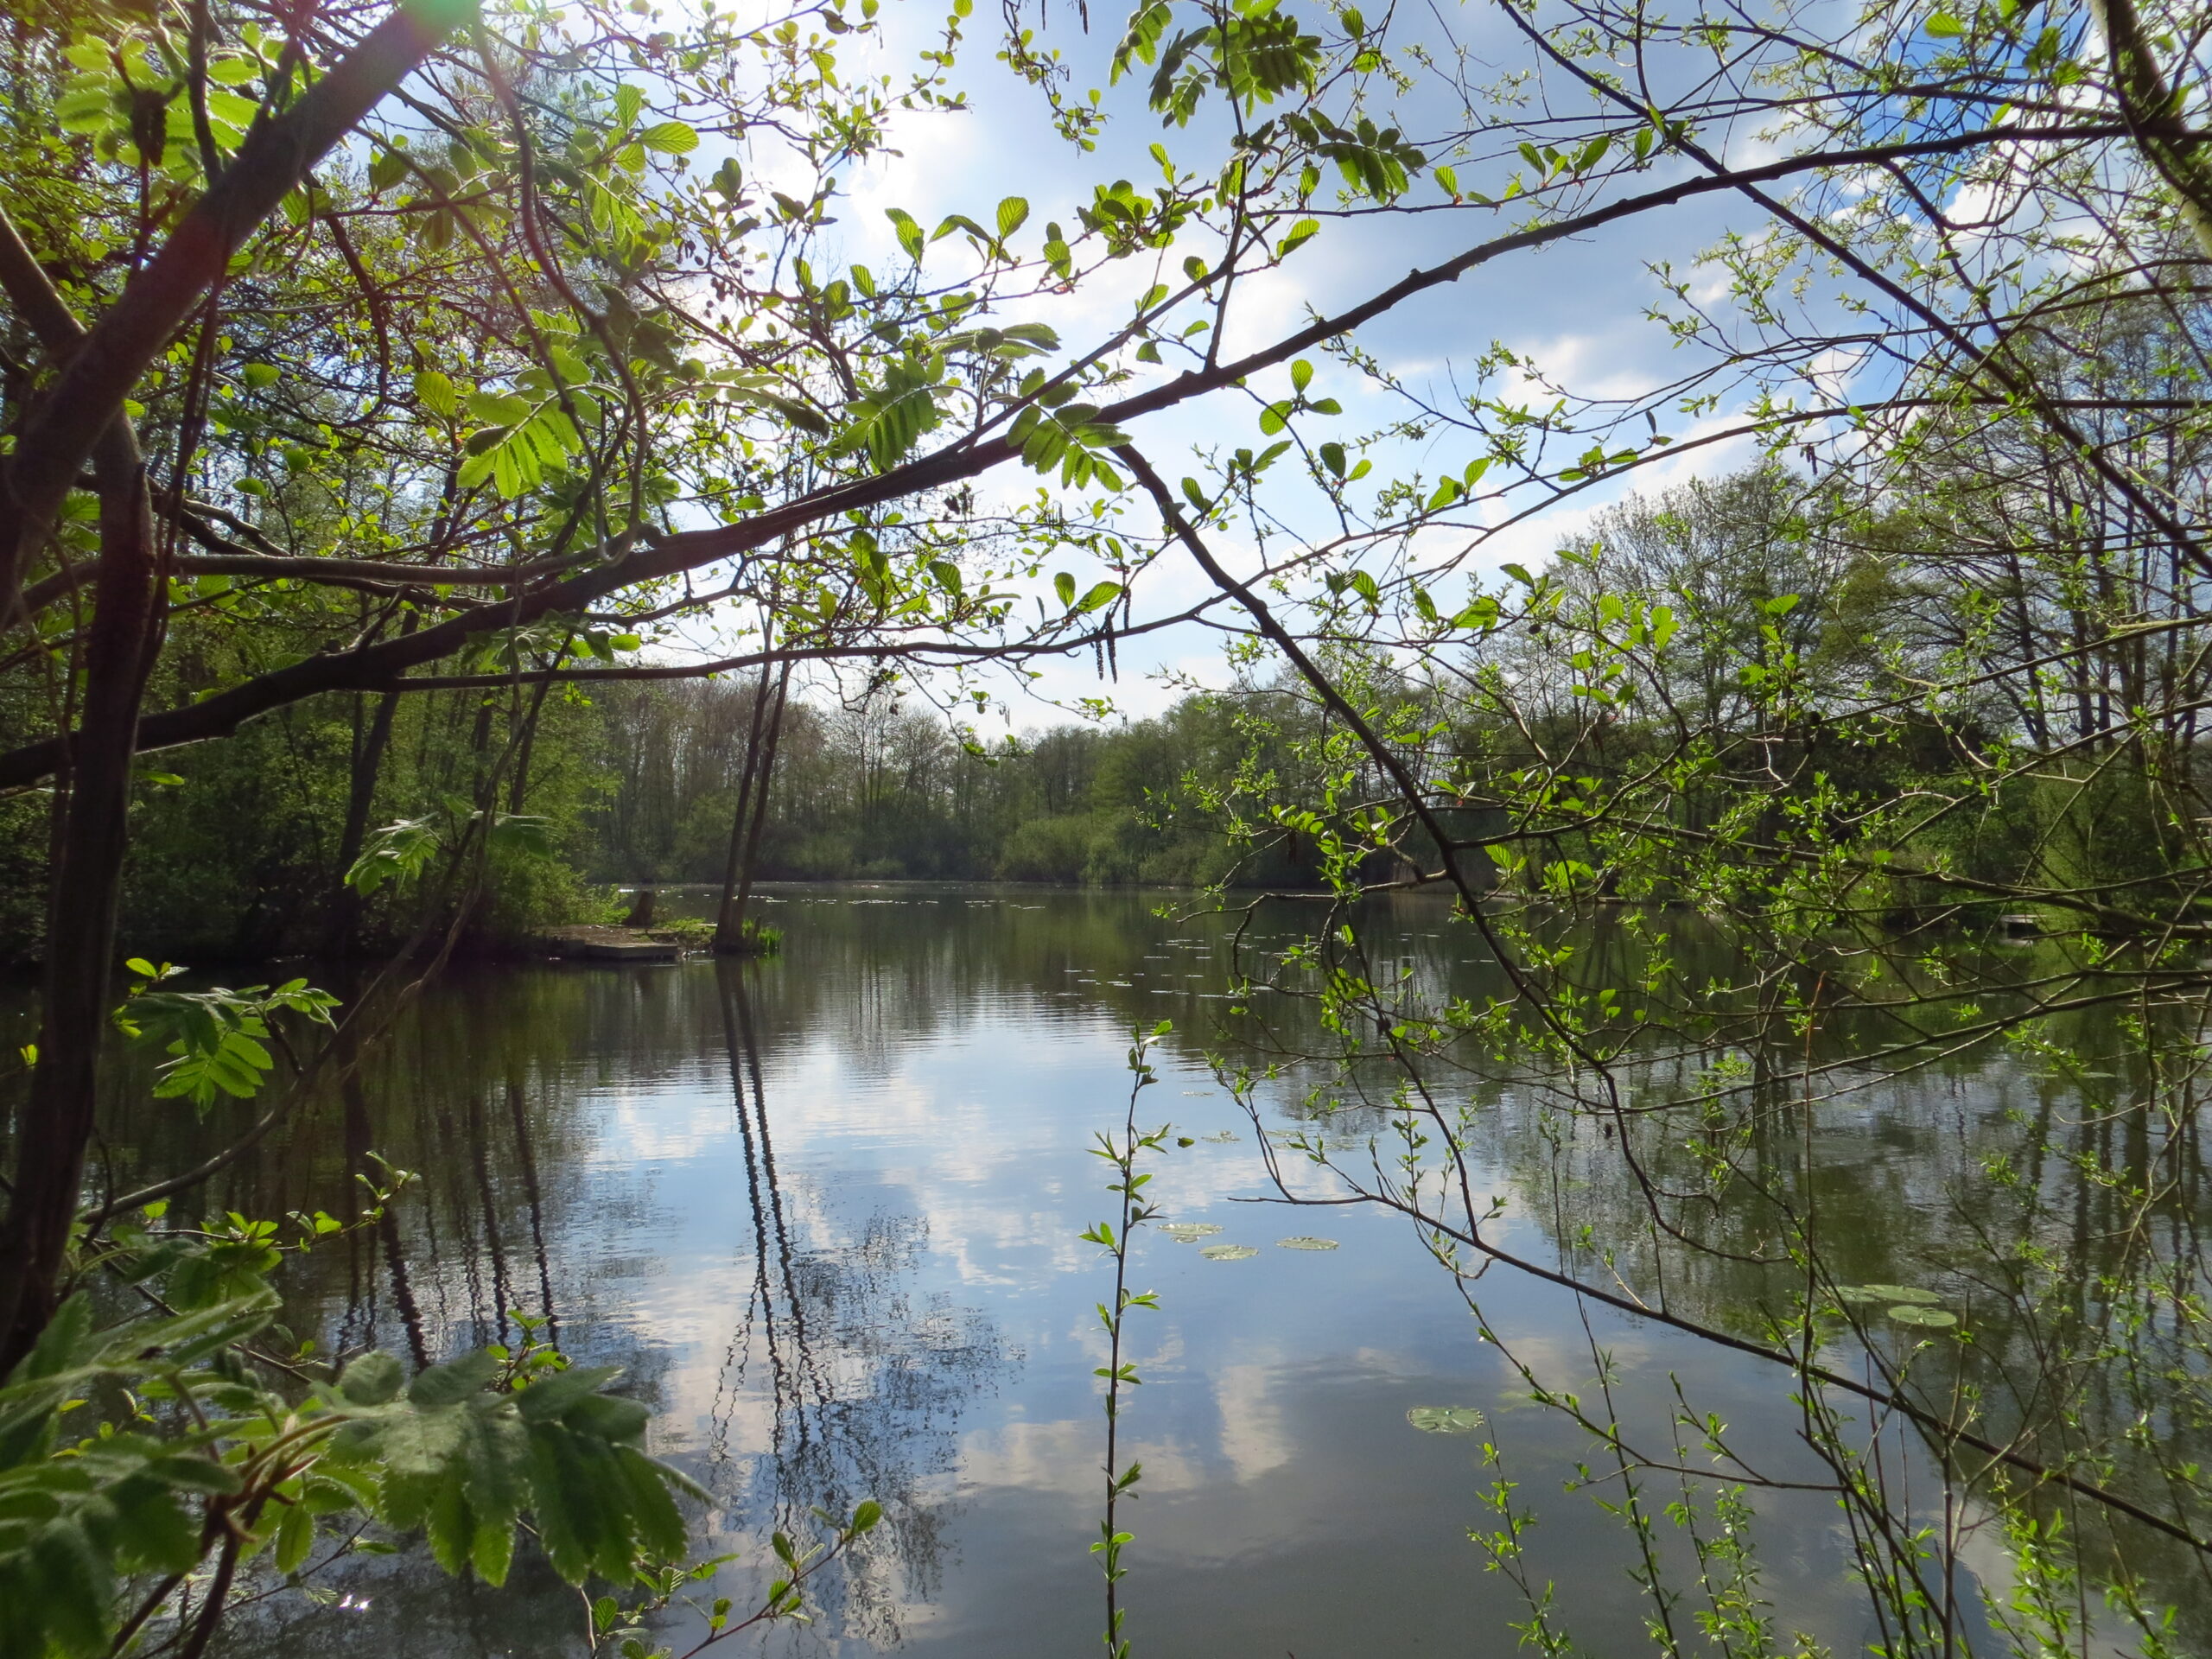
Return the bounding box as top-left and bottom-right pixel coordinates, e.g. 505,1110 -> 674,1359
2,0 -> 2210,1651
33,443 -> 2155,956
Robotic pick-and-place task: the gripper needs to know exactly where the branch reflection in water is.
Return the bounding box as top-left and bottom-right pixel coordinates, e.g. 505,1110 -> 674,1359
699,961 -> 1007,1650
87,950 -> 1015,1657
58,885 -> 2212,1657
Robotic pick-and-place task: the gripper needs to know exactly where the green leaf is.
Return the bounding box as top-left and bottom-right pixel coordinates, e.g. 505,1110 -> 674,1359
513,1364 -> 625,1424
731,388 -> 832,436
996,195 -> 1030,238
639,120 -> 698,154
414,371 -> 458,417
340,1351 -> 405,1407
467,389 -> 532,425
1887,1305 -> 1958,1327
1054,572 -> 1077,607
275,1497 -> 315,1573
365,144 -> 409,190
1840,1283 -> 1942,1306
1407,1406 -> 1485,1433
885,207 -> 925,260
126,983 -> 324,1111
1159,1222 -> 1221,1242
28,1520 -> 111,1654
932,212 -> 995,245
10,1293 -> 98,1383
347,814 -> 443,896
835,360 -> 943,471
410,1348 -> 502,1407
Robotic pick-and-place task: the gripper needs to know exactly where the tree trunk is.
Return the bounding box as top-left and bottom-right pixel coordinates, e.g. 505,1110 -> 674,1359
731,664 -> 791,931
714,661 -> 788,951
0,421 -> 161,1367
325,635 -> 410,957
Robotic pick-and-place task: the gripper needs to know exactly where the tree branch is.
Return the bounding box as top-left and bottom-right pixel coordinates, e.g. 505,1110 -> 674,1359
0,0 -> 480,620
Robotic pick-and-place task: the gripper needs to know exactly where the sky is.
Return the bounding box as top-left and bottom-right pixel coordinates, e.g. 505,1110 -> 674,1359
658,0 -> 1795,732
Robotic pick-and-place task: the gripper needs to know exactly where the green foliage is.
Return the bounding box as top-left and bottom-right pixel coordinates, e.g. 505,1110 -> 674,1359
585,687 -> 1300,890
0,1266 -> 699,1659
346,803 -> 555,899
1082,1023 -> 1176,1659
112,962 -> 338,1111
0,957 -> 878,1659
329,1347 -> 696,1587
0,1295 -> 274,1659
1,0 -> 2207,1640
1406,1407 -> 1486,1433
729,917 -> 784,955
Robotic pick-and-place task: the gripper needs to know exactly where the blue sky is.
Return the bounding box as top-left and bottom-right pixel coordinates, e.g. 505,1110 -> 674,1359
658,0 -> 1803,728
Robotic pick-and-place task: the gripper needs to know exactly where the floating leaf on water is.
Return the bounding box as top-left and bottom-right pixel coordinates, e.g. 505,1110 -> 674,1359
1202,1130 -> 1238,1143
1199,1243 -> 1259,1261
1407,1407 -> 1485,1434
1276,1236 -> 1338,1250
1160,1223 -> 1223,1243
1887,1305 -> 1958,1328
1853,1283 -> 1942,1306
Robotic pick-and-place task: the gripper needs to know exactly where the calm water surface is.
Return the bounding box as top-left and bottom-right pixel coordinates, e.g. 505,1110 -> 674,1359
79,886 -> 2068,1656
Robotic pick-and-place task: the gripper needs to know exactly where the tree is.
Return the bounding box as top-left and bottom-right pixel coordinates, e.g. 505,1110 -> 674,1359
5,0 -> 2212,1643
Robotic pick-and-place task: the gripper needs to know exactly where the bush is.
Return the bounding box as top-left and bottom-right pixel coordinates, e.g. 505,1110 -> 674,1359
999,814 -> 1096,882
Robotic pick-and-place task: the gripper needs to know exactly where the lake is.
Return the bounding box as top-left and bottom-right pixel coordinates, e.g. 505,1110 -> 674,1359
66,884 -> 2194,1656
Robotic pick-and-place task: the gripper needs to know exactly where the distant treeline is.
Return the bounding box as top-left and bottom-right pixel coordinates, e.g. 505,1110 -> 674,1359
583,683 -> 1327,890
0,672 -> 1331,963
19,443 -> 2196,963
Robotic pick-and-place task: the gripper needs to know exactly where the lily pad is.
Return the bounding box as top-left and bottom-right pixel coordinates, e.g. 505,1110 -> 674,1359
1160,1223 -> 1224,1243
1201,1130 -> 1238,1143
1407,1407 -> 1486,1434
1276,1236 -> 1339,1250
1887,1305 -> 1958,1328
1199,1243 -> 1259,1262
1850,1283 -> 1943,1306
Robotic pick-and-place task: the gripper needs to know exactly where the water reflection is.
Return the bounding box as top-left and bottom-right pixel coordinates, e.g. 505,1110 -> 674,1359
40,884 -> 2206,1656
697,964 -> 1004,1649
77,931 -> 1018,1657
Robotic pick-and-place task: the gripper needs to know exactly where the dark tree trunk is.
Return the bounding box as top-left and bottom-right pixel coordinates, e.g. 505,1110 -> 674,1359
730,664 -> 791,932
0,422 -> 161,1367
714,661 -> 789,952
326,669 -> 408,957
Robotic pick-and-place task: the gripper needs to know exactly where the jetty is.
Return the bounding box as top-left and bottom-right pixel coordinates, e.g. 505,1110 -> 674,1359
539,925 -> 684,963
